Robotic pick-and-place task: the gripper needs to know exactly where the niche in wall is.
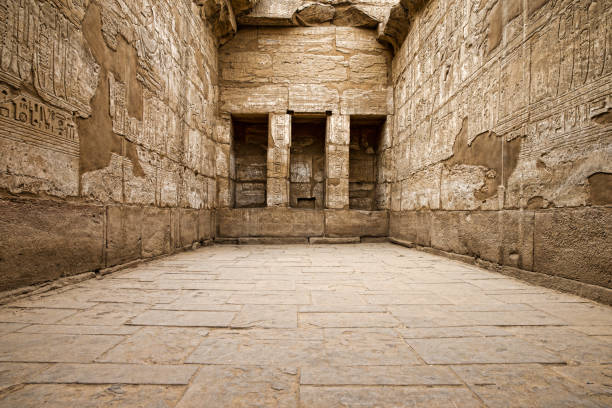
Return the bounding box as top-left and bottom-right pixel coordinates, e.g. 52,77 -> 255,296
349,116 -> 385,211
233,115 -> 268,208
290,115 -> 326,209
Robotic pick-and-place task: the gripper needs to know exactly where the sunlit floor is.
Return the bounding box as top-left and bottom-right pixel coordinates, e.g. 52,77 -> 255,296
0,243 -> 610,407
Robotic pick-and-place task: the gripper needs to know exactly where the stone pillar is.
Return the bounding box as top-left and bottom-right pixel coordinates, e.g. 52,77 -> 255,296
267,113 -> 291,207
325,114 -> 350,209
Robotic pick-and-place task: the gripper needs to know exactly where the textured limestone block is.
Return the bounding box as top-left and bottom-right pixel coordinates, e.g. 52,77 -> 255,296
325,209 -> 389,237
273,54 -> 348,84
220,52 -> 273,83
349,54 -> 389,85
236,182 -> 267,208
238,0 -> 303,25
289,84 -> 339,113
216,208 -> 325,237
326,144 -> 349,179
217,177 -> 235,208
106,206 -> 143,267
199,210 -> 214,240
534,207 -> 612,288
142,208 -> 172,258
180,209 -> 199,248
267,148 -> 290,179
333,5 -> 379,28
220,85 -> 288,113
292,2 -> 335,26
389,210 -> 432,246
341,87 -> 392,115
325,178 -> 349,209
326,114 -> 350,146
267,177 -> 290,207
0,199 -> 104,292
336,27 -> 388,54
257,27 -> 335,53
377,4 -> 410,54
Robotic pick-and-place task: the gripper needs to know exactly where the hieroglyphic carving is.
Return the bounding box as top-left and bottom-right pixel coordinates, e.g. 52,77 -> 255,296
0,0 -> 99,117
0,84 -> 78,156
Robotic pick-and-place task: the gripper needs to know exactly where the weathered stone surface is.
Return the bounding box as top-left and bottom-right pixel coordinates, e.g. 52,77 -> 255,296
292,2 -> 335,26
176,366 -> 298,408
0,200 -> 104,292
217,208 -> 325,237
31,363 -> 197,385
106,206 -> 142,267
333,5 -> 379,28
325,210 -> 389,237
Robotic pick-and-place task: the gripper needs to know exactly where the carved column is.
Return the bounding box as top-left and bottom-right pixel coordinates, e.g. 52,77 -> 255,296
325,114 -> 350,209
266,113 -> 291,207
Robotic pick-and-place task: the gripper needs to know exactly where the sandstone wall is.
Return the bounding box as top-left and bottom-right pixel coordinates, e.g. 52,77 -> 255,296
0,0 -> 220,292
390,0 -> 612,298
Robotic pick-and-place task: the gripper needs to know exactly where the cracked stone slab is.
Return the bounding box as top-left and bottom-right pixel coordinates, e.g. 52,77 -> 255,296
454,364 -> 603,408
57,303 -> 150,326
0,363 -> 50,391
176,366 -> 298,408
186,332 -> 326,366
128,310 -> 236,327
398,326 -> 512,339
0,308 -> 77,324
300,312 -> 400,328
98,327 -> 209,364
17,325 -> 139,335
406,337 -> 564,364
30,363 -> 197,385
323,328 -> 421,365
301,365 -> 461,386
0,384 -> 185,408
231,305 -> 297,328
228,291 -> 311,305
299,386 -> 483,408
0,333 -> 124,363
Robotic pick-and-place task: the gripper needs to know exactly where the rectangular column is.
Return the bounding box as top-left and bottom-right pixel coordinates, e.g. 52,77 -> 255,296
267,113 -> 291,207
325,114 -> 350,209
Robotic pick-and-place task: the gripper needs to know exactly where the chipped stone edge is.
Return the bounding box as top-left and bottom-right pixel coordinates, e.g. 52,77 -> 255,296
389,237 -> 612,306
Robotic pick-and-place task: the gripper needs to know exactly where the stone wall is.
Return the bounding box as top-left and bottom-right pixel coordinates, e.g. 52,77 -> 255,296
389,0 -> 612,298
0,0 -> 220,292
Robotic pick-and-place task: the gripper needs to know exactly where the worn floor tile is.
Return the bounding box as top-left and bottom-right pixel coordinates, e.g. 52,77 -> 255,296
407,337 -> 564,364
300,312 -> 400,328
232,305 -> 297,328
0,333 -> 124,363
176,366 -> 298,408
128,310 -> 236,327
0,363 -> 50,391
98,327 -> 209,364
299,386 -> 482,408
30,363 -> 197,385
301,365 -> 461,385
0,308 -> 77,324
58,303 -> 150,326
453,364 -> 602,408
0,384 -> 185,408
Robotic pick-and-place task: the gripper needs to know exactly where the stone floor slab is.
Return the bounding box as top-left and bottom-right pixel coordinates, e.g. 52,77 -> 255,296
0,363 -> 50,391
301,365 -> 461,385
30,363 -> 197,385
0,384 -> 185,407
232,305 -> 297,328
176,366 -> 298,408
0,333 -> 124,363
407,337 -> 564,364
128,310 -> 236,327
299,386 -> 482,408
300,312 -> 400,328
98,327 -> 209,364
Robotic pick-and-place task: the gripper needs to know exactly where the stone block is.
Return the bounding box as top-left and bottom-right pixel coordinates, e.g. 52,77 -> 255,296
0,199 -> 104,291
325,210 -> 389,237
501,210 -> 534,270
220,85 -> 288,114
534,207 -> 612,288
341,87 -> 391,115
142,208 -> 172,258
310,237 -> 360,244
325,178 -> 349,209
216,208 -> 325,237
106,206 -> 143,267
326,114 -> 350,146
389,210 -> 431,247
326,144 -> 349,179
180,209 -> 199,247
235,182 -> 266,208
267,177 -> 290,207
199,210 -> 214,240
289,85 -> 339,113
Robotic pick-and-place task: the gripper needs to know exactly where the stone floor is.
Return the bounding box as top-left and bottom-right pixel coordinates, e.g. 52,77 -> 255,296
0,243 -> 610,407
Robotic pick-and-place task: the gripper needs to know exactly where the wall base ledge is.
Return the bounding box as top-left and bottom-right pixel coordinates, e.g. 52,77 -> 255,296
389,238 -> 612,306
